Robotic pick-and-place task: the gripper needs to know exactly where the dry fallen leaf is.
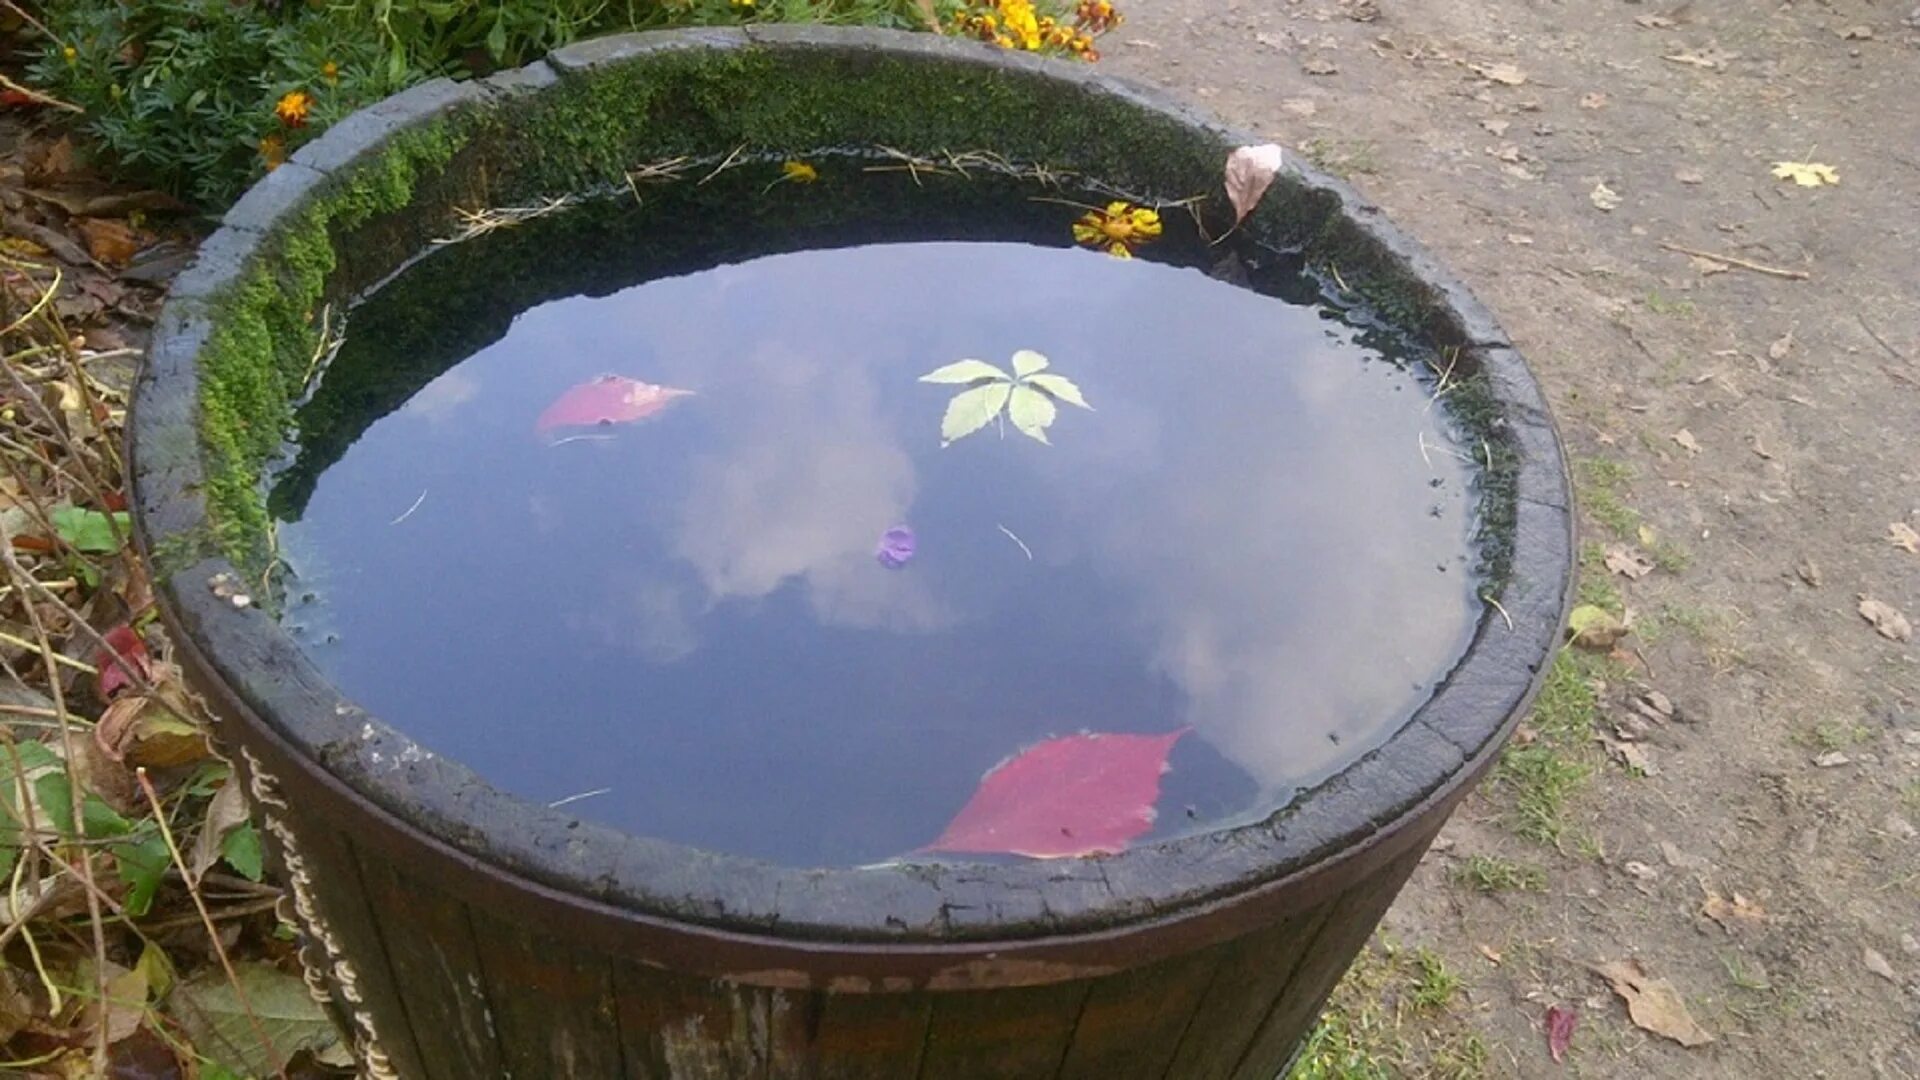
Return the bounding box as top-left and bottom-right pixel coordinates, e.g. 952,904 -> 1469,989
1471,61 -> 1528,85
1835,24 -> 1874,40
1701,887 -> 1766,931
1863,948 -> 1898,983
77,217 -> 144,267
1507,233 -> 1535,246
1673,428 -> 1701,454
1605,545 -> 1656,579
1859,597 -> 1913,641
1888,522 -> 1920,554
1224,144 -> 1285,226
1545,1004 -> 1578,1064
1481,118 -> 1511,136
1768,331 -> 1795,361
1797,558 -> 1823,587
1580,91 -> 1609,109
1675,167 -> 1706,184
1664,49 -> 1728,69
1303,56 -> 1339,75
1591,181 -> 1623,211
1569,604 -> 1629,649
1771,161 -> 1839,187
1634,14 -> 1676,29
1690,255 -> 1729,276
1593,959 -> 1715,1047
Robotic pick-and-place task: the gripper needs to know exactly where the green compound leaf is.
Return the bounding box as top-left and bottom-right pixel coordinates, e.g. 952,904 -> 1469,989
1008,384 -> 1058,444
940,382 -> 1013,446
1011,349 -> 1049,377
919,358 -> 1009,385
1023,372 -> 1091,410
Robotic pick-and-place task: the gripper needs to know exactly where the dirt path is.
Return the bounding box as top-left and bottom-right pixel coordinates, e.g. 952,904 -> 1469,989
1108,1 -> 1920,1075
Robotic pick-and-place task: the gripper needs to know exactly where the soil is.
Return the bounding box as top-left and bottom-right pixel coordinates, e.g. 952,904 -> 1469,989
1106,1 -> 1920,1076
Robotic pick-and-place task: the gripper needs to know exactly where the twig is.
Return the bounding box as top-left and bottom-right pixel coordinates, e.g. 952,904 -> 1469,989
0,0 -> 54,39
996,523 -> 1034,561
389,489 -> 427,525
0,541 -> 109,1070
1657,242 -> 1809,280
137,767 -> 285,1077
0,75 -> 80,114
697,143 -> 748,186
547,787 -> 610,809
1485,595 -> 1514,631
1857,314 -> 1907,361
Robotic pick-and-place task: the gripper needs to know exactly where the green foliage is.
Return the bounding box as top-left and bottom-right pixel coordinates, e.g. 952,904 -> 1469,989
1450,853 -> 1547,894
0,743 -> 172,916
30,0 -> 927,209
34,0 -> 410,207
51,505 -> 130,553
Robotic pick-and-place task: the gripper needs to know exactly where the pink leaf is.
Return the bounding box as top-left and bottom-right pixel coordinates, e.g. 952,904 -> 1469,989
535,375 -> 693,435
1225,144 -> 1284,225
96,623 -> 151,699
921,729 -> 1187,859
1545,1004 -> 1577,1064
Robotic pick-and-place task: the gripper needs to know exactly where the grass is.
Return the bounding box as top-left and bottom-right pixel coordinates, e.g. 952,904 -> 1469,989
1645,290 -> 1697,318
1795,720 -> 1873,753
1300,137 -> 1383,178
1451,854 -> 1548,894
1292,941 -> 1489,1080
1576,457 -> 1641,539
1494,649 -> 1601,845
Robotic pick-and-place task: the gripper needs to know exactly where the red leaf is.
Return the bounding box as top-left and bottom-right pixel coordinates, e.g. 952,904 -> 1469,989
922,729 -> 1187,859
535,374 -> 693,435
1545,1004 -> 1577,1064
96,624 -> 152,699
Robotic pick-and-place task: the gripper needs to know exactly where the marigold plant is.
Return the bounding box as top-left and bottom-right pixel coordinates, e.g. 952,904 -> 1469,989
943,0 -> 1122,59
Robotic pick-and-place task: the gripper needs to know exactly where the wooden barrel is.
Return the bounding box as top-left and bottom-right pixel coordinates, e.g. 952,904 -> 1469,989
129,28 -> 1573,1079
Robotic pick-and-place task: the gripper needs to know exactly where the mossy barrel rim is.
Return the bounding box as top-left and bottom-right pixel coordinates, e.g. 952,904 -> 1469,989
128,26 -> 1573,988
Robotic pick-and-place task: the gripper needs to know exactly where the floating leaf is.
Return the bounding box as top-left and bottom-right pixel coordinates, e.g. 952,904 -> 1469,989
921,729 -> 1187,858
918,358 -> 1009,385
535,374 -> 692,435
1008,384 -> 1058,444
1545,1004 -> 1577,1064
940,382 -> 1012,446
875,526 -> 916,570
1225,144 -> 1284,225
1011,349 -> 1049,378
96,624 -> 151,699
169,962 -> 347,1077
1025,372 -> 1092,410
1592,959 -> 1714,1047
1770,160 -> 1838,187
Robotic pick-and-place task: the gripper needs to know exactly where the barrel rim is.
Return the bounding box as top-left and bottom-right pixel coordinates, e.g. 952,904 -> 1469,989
129,25 -> 1574,980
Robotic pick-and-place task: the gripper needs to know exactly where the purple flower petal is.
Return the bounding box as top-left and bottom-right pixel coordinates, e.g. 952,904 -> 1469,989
876,525 -> 916,569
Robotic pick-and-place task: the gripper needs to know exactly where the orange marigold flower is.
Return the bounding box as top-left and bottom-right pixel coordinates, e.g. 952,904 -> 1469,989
274,89 -> 312,128
1071,201 -> 1162,257
259,134 -> 288,172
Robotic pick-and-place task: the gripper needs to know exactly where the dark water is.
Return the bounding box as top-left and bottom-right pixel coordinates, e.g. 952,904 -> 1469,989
274,174 -> 1484,867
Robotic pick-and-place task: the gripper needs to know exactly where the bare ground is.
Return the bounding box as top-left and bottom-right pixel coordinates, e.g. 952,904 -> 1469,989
1107,0 -> 1920,1076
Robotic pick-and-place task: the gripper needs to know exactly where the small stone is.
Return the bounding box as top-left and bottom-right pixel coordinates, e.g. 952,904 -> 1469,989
1812,751 -> 1851,768
1884,813 -> 1917,840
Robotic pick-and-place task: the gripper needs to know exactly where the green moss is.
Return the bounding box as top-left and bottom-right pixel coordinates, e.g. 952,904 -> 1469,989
192,115 -> 478,581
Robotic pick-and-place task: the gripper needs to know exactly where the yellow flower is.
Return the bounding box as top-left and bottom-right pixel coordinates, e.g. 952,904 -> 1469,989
274,89 -> 312,128
62,45 -> 78,63
1071,201 -> 1161,257
732,0 -> 756,9
259,134 -> 288,172
322,60 -> 340,84
782,160 -> 819,184
998,0 -> 1042,49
